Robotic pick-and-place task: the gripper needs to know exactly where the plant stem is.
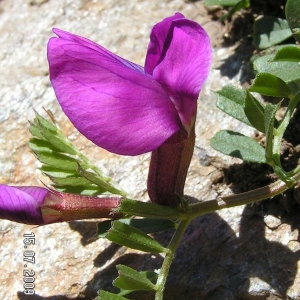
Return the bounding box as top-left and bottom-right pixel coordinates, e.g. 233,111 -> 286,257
189,171 -> 300,218
273,92 -> 300,168
155,218 -> 191,300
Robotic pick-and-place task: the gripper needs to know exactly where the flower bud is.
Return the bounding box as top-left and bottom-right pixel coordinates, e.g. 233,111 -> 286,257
147,126 -> 195,208
0,184 -> 122,225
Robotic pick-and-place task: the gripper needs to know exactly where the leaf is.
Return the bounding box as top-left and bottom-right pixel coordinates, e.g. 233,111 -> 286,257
244,91 -> 265,133
210,130 -> 266,163
220,0 -> 250,21
106,221 -> 166,253
33,152 -> 79,171
97,290 -> 128,300
118,199 -> 181,220
29,112 -> 126,196
96,218 -> 176,238
34,113 -> 58,133
113,265 -> 156,291
30,114 -> 79,155
48,176 -> 93,186
215,85 -> 251,126
264,102 -> 281,164
77,165 -> 126,196
97,221 -> 113,238
40,166 -> 77,178
286,0 -> 300,43
116,270 -> 158,297
123,218 -> 176,234
204,0 -> 241,5
42,166 -> 107,194
253,53 -> 300,96
272,45 -> 300,62
54,185 -> 104,196
29,122 -> 45,140
253,53 -> 300,82
264,103 -> 279,138
253,16 -> 293,49
248,73 -> 291,97
29,138 -> 59,154
36,123 -> 77,155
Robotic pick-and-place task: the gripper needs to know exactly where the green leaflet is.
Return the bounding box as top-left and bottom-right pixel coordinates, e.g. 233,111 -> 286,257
210,130 -> 266,164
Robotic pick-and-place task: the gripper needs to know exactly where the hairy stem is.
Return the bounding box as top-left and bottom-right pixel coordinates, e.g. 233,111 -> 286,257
273,91 -> 300,169
148,128 -> 195,208
155,219 -> 191,300
188,172 -> 300,218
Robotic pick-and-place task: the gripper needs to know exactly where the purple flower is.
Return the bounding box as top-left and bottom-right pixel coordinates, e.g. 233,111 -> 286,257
0,185 -> 49,225
0,184 -> 121,225
47,13 -> 211,156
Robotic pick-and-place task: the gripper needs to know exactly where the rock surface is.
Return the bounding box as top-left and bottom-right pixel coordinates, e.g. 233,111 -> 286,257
0,0 -> 299,299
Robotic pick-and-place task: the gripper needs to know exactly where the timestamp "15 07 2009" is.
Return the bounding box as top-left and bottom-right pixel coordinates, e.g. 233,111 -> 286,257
23,232 -> 35,295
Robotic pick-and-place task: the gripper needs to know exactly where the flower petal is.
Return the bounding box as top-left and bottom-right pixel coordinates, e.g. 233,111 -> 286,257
48,29 -> 181,156
145,13 -> 212,129
145,12 -> 185,74
0,185 -> 47,224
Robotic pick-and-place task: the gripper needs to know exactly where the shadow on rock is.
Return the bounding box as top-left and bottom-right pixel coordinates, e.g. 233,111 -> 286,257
218,15 -> 255,85
18,204 -> 300,300
83,252 -> 163,299
67,220 -> 99,246
80,204 -> 300,299
162,205 -> 300,299
17,292 -> 79,300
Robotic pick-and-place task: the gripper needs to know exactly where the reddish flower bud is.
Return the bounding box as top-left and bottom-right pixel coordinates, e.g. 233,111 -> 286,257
147,126 -> 195,207
0,184 -> 122,225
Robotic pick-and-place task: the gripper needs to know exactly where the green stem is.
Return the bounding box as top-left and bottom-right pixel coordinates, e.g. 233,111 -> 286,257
155,218 -> 191,300
273,92 -> 300,168
189,171 -> 300,218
